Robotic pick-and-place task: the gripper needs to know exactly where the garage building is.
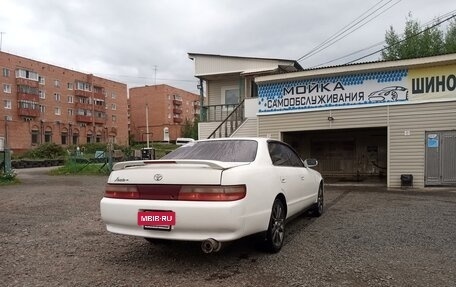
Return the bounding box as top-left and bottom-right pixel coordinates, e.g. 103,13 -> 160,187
255,54 -> 456,188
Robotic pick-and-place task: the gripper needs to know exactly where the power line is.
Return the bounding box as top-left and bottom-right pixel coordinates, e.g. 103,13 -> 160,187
310,9 -> 456,68
92,72 -> 198,83
345,12 -> 456,64
297,0 -> 401,63
297,0 -> 391,62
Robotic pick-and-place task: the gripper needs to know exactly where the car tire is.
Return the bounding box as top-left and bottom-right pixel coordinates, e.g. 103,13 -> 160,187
310,184 -> 324,217
264,198 -> 286,253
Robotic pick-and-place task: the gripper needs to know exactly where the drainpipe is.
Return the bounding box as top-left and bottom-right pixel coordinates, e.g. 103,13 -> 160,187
198,78 -> 206,122
91,74 -> 95,143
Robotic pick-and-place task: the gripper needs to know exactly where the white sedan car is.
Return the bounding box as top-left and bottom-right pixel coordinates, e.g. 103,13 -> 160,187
100,138 -> 324,253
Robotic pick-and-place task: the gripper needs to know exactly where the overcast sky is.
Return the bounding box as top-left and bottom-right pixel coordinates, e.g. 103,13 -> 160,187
1,0 -> 455,94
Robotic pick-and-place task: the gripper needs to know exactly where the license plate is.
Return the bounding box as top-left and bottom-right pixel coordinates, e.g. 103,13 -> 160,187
138,211 -> 176,228
143,225 -> 172,231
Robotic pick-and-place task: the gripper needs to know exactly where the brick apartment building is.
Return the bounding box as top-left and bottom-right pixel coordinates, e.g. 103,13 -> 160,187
0,51 -> 128,154
129,85 -> 200,142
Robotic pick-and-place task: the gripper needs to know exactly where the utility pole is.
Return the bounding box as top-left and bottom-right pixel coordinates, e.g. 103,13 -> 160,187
146,104 -> 150,148
153,65 -> 157,85
0,32 -> 5,51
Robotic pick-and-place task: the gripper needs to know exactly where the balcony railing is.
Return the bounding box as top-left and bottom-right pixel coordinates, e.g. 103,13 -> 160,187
76,115 -> 93,123
93,88 -> 105,100
200,104 -> 241,122
18,107 -> 40,117
173,117 -> 183,123
173,108 -> 182,114
17,93 -> 40,102
74,89 -> 92,98
173,99 -> 182,106
75,102 -> 92,110
94,116 -> 106,124
207,100 -> 245,139
16,78 -> 39,88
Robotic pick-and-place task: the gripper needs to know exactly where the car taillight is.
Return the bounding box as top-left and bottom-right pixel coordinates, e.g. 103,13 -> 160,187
104,184 -> 139,199
104,184 -> 246,201
178,185 -> 246,201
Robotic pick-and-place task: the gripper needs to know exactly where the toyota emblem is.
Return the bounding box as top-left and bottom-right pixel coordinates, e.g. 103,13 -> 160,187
154,174 -> 163,181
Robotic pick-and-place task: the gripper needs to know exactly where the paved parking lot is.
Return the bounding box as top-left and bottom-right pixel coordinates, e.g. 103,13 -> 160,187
1,168 -> 455,286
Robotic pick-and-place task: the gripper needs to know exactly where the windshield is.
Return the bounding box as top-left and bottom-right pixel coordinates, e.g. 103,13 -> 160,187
162,140 -> 258,162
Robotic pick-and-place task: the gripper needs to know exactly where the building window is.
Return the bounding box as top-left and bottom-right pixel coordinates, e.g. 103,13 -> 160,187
31,129 -> 39,144
16,69 -> 39,81
4,100 -> 11,109
54,93 -> 61,101
112,115 -> 116,122
61,132 -> 68,145
76,81 -> 91,91
54,80 -> 60,88
3,84 -> 11,93
68,108 -> 73,116
111,103 -> 116,110
55,107 -> 61,115
39,76 -> 45,85
39,105 -> 46,113
87,134 -> 92,143
222,87 -> 240,105
72,134 -> 79,145
68,96 -> 73,103
4,115 -> 12,121
45,131 -> 52,143
39,90 -> 46,99
2,68 -> 10,77
67,82 -> 73,90
111,92 -> 116,99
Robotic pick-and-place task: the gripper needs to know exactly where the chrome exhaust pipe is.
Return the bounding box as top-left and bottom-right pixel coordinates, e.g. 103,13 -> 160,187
201,238 -> 221,253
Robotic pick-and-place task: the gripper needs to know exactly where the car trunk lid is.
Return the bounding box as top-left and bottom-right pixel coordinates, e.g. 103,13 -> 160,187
108,159 -> 248,185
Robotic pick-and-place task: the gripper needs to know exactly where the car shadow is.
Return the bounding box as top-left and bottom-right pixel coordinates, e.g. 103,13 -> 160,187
101,190 -> 346,270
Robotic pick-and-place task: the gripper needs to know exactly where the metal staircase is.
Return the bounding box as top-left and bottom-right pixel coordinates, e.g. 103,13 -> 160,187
207,100 -> 245,139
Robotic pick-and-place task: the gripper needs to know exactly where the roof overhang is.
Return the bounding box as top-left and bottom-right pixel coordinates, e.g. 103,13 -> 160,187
256,53 -> 456,84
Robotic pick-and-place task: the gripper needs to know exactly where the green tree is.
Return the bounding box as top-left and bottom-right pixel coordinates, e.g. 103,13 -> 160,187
381,17 -> 454,60
181,117 -> 199,139
445,19 -> 456,53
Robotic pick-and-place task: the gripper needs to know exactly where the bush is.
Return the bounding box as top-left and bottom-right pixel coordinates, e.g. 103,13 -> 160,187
20,143 -> 66,159
0,170 -> 18,185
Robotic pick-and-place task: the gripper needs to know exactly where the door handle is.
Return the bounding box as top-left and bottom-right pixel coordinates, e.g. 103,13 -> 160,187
281,177 -> 286,183
301,176 -> 305,181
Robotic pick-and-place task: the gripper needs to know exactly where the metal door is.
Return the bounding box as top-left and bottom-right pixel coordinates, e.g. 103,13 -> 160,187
425,131 -> 456,185
442,132 -> 456,184
425,132 -> 440,185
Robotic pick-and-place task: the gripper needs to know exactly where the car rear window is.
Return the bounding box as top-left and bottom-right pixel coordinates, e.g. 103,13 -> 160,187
162,140 -> 258,162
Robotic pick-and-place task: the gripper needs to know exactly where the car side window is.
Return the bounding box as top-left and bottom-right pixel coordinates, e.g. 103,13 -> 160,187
268,142 -> 304,168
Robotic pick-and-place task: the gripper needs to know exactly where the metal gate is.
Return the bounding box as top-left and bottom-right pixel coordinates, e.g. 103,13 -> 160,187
425,131 -> 456,185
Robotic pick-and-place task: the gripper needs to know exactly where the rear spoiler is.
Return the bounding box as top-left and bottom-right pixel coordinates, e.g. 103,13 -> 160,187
112,159 -> 248,171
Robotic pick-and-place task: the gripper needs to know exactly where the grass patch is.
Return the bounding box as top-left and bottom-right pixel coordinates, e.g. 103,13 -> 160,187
50,162 -> 111,176
0,171 -> 19,185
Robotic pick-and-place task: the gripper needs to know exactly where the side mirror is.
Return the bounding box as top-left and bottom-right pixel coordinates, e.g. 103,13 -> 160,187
304,159 -> 318,168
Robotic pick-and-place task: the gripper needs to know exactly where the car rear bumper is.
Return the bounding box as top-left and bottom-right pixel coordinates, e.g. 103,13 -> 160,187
100,197 -> 250,242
